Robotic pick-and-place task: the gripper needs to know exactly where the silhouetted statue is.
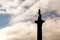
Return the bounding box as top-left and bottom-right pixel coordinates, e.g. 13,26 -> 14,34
35,9 -> 44,40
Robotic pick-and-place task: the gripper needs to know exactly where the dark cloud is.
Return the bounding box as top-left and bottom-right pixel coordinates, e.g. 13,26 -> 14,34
41,10 -> 60,20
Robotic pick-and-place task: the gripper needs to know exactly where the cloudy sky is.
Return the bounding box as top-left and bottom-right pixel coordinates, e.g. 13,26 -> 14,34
0,0 -> 39,40
0,0 -> 60,40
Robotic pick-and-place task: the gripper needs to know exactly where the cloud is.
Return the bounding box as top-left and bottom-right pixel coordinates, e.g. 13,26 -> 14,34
0,22 -> 37,40
42,19 -> 60,40
41,10 -> 60,20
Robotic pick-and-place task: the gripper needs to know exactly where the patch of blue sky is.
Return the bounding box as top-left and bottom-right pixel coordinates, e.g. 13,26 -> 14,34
0,14 -> 12,28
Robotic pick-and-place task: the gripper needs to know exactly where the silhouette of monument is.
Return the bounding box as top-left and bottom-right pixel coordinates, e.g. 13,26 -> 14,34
35,9 -> 44,40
